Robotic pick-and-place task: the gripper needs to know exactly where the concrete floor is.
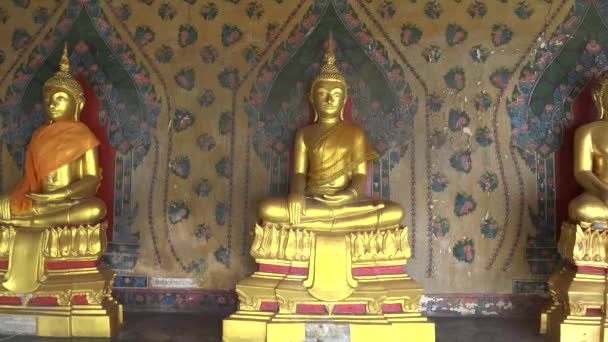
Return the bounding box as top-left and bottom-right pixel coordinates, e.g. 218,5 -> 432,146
0,313 -> 544,341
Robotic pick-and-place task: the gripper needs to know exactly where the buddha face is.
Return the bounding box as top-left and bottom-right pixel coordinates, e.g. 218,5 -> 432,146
43,86 -> 81,122
311,80 -> 346,122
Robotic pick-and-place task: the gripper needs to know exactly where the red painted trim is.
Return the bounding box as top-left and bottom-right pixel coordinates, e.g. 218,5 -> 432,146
259,301 -> 279,312
586,307 -> 602,316
296,304 -> 326,314
382,303 -> 403,313
0,260 -> 8,269
258,263 -> 308,275
0,296 -> 21,305
352,264 -> 405,276
332,304 -> 366,314
47,260 -> 98,270
29,296 -> 58,306
72,295 -> 88,305
577,266 -> 606,275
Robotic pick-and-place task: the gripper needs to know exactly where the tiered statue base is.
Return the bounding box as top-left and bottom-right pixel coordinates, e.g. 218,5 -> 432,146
0,222 -> 122,337
223,223 -> 434,342
541,221 -> 608,342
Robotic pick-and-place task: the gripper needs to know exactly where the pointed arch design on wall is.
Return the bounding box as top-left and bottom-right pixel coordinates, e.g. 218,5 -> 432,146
243,0 -> 418,199
0,0 -> 168,270
506,0 -> 608,275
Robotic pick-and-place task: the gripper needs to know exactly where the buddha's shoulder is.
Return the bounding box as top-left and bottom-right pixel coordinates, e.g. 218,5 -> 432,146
578,120 -> 608,135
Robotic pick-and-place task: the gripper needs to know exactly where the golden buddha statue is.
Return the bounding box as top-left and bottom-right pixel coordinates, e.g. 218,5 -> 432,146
568,72 -> 608,223
223,35 -> 434,342
541,71 -> 608,341
0,44 -> 120,337
258,36 -> 404,232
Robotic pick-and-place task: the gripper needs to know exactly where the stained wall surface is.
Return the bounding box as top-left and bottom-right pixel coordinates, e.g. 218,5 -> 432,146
0,0 -> 603,312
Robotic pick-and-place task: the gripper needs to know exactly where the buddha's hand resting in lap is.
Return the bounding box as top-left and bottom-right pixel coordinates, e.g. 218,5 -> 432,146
288,193 -> 306,225
26,191 -> 69,203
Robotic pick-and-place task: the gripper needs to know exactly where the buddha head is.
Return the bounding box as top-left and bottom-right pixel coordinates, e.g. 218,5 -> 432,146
592,70 -> 608,120
310,33 -> 347,123
42,43 -> 84,122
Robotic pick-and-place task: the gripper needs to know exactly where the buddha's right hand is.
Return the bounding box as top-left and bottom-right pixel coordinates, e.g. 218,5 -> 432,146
0,197 -> 11,220
288,193 -> 306,225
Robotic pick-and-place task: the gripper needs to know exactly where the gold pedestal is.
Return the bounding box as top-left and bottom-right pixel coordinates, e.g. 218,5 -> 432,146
223,224 -> 434,342
541,222 -> 608,342
0,222 -> 122,337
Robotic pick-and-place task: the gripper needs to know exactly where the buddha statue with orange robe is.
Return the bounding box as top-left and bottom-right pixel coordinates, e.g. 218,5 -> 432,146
0,44 -> 120,338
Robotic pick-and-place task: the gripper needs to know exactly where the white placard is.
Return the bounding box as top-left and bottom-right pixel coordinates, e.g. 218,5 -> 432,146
0,316 -> 36,335
305,323 -> 350,342
150,277 -> 197,289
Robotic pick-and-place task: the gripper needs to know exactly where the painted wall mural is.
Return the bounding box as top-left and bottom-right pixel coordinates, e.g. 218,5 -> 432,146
1,0 -> 608,312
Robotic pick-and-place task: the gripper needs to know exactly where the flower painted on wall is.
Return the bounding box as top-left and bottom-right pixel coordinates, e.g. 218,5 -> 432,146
431,216 -> 449,238
472,91 -> 492,112
218,67 -> 240,90
490,67 -> 511,90
424,1 -> 442,19
448,109 -> 470,131
155,45 -> 174,63
134,25 -> 155,46
450,149 -> 472,173
194,224 -> 212,242
400,24 -> 422,47
444,67 -> 465,92
246,1 -> 264,19
466,1 -> 487,18
427,93 -> 443,112
475,127 -> 493,147
196,133 -> 216,151
453,238 -> 475,263
0,8 -> 8,24
201,2 -> 219,20
219,112 -> 233,135
378,1 -> 396,19
199,45 -> 218,63
454,193 -> 477,217
139,0 -> 154,5
480,216 -> 500,238
174,68 -> 195,90
33,6 -> 49,24
197,89 -> 215,107
445,24 -> 468,47
266,22 -> 280,42
422,45 -> 442,63
490,24 -> 513,46
178,25 -> 198,47
469,45 -> 489,64
214,246 -> 229,266
216,202 -> 227,225
173,109 -> 194,132
243,44 -> 261,64
431,172 -> 449,192
112,3 -> 131,20
215,158 -> 231,178
12,29 -> 31,50
169,156 -> 191,179
189,258 -> 207,275
195,179 -> 212,197
479,171 -> 499,193
168,201 -> 190,224
431,129 -> 447,149
515,2 -> 534,19
221,24 -> 243,47
158,3 -> 177,20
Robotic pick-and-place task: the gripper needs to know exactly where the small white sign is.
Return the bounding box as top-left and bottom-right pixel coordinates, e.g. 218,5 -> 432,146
305,323 -> 350,342
0,316 -> 36,335
150,277 -> 197,289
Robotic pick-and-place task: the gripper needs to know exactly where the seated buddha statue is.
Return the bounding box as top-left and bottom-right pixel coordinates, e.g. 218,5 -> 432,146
568,72 -> 608,224
258,36 -> 404,233
0,44 -> 105,292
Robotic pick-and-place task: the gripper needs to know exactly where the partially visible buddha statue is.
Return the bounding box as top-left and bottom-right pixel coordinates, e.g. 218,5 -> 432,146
258,35 -> 404,232
568,72 -> 608,224
0,44 -> 105,293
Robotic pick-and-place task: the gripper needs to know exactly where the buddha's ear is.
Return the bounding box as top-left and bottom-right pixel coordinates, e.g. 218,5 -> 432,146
593,90 -> 604,119
76,94 -> 85,119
